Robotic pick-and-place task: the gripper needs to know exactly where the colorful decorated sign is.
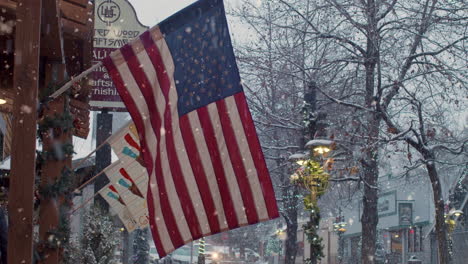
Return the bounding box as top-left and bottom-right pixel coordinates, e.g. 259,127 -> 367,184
103,160 -> 149,228
108,121 -> 145,166
99,183 -> 138,232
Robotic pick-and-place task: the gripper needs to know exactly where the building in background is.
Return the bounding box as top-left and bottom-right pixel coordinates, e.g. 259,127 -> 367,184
337,165 -> 467,264
341,174 -> 433,264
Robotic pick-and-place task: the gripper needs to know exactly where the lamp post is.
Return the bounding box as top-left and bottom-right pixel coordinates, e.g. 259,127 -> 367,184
444,208 -> 464,260
198,238 -> 206,264
333,212 -> 347,264
289,139 -> 334,264
276,228 -> 287,263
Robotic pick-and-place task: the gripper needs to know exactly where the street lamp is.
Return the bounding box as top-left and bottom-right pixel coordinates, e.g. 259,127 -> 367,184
276,229 -> 287,241
288,139 -> 335,264
444,208 -> 464,259
333,214 -> 347,264
305,139 -> 334,158
288,152 -> 308,166
449,209 -> 463,218
445,209 -> 464,232
333,222 -> 347,233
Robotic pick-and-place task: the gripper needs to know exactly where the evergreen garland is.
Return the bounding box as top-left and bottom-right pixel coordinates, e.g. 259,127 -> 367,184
37,112 -> 75,143
35,171 -> 75,261
291,159 -> 329,263
38,167 -> 75,199
35,81 -> 77,261
303,203 -> 324,263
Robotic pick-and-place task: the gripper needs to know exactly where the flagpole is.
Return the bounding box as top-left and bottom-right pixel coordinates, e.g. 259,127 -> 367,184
49,62 -> 103,100
74,168 -> 108,192
74,156 -> 142,192
69,192 -> 100,215
74,119 -> 137,189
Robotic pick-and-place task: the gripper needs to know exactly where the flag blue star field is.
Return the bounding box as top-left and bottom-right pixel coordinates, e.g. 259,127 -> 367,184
103,0 -> 279,256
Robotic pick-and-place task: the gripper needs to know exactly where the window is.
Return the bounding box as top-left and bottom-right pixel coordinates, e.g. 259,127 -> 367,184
408,226 -> 423,252
390,231 -> 402,253
408,228 -> 414,252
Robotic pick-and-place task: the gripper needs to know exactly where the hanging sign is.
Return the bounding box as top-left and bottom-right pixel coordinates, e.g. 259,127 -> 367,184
103,161 -> 149,229
398,203 -> 413,226
99,183 -> 138,232
90,0 -> 148,111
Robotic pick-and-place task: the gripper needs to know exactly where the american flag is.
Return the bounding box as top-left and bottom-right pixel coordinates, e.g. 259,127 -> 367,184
103,0 -> 279,256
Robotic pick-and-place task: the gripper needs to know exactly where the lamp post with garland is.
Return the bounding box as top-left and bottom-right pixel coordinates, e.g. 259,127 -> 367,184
333,211 -> 347,264
444,207 -> 463,260
289,139 -> 334,264
287,81 -> 334,264
198,237 -> 206,264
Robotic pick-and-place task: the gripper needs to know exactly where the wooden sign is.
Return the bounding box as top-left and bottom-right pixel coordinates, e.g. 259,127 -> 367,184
90,0 -> 148,111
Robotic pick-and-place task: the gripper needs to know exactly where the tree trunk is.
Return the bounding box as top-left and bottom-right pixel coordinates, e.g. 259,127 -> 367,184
360,148 -> 379,264
361,0 -> 380,261
284,219 -> 297,264
426,159 -> 450,264
361,52 -> 379,264
283,186 -> 299,264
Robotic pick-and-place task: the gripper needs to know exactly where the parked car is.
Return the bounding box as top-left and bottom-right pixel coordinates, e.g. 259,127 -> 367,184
170,243 -> 226,264
193,243 -> 224,264
233,248 -> 260,262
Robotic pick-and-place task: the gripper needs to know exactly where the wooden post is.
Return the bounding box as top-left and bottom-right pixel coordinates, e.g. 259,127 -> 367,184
95,110 -> 112,210
38,63 -> 69,264
37,0 -> 69,261
7,0 -> 42,263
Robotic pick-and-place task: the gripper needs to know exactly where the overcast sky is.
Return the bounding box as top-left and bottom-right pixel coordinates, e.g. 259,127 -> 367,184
128,0 -> 197,26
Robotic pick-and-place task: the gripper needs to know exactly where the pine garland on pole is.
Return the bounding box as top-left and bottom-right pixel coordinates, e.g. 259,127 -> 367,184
36,85 -> 76,262
291,160 -> 329,264
35,79 -> 93,262
303,203 -> 324,264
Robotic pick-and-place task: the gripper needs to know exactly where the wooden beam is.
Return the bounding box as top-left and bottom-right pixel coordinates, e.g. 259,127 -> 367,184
7,0 -> 42,263
82,0 -> 94,70
0,89 -> 14,113
0,0 -> 16,12
62,0 -> 87,8
41,0 -> 65,61
59,0 -> 88,25
72,0 -> 94,103
61,18 -> 89,39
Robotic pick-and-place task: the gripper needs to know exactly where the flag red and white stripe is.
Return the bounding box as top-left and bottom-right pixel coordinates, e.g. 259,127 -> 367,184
103,26 -> 279,257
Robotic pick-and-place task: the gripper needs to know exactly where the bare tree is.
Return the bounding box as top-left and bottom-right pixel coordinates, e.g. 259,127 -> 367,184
234,0 -> 467,263
230,1 -> 313,262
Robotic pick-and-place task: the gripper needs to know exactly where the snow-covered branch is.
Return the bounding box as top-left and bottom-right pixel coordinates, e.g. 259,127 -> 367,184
254,120 -> 302,131
431,140 -> 468,155
262,145 -> 301,151
278,0 -> 366,55
407,36 -> 468,60
381,0 -> 439,108
314,83 -> 371,112
329,177 -> 360,182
